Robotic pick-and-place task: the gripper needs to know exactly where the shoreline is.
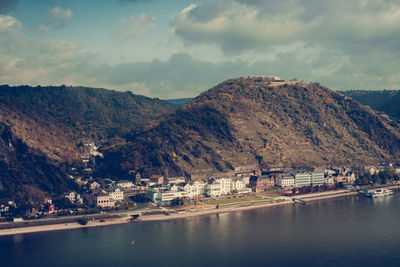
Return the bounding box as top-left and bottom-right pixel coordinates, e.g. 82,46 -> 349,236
0,186 -> 397,237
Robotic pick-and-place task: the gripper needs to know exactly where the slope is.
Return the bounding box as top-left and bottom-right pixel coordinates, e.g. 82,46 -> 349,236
0,85 -> 174,161
99,78 -> 400,179
340,90 -> 400,120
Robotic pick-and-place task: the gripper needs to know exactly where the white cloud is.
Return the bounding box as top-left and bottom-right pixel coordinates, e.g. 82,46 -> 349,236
171,1 -> 305,52
48,6 -> 74,20
0,14 -> 21,32
112,14 -> 156,40
171,0 -> 400,55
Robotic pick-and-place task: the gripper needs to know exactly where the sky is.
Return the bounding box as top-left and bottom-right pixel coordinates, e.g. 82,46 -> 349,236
1,0 -> 400,98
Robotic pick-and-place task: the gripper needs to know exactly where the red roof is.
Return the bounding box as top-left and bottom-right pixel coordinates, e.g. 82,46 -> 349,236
150,175 -> 163,179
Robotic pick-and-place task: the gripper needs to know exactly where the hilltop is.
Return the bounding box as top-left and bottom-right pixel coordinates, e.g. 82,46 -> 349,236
99,77 -> 400,179
0,85 -> 174,161
0,85 -> 174,197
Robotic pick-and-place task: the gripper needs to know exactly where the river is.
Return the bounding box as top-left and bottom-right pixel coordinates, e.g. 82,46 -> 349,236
1,193 -> 400,266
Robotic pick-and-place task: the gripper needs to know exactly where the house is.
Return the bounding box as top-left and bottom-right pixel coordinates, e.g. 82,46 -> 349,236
206,180 -> 222,197
345,172 -> 356,184
365,166 -> 379,175
179,183 -> 195,198
249,175 -> 274,192
147,186 -> 189,204
232,178 -> 246,191
49,204 -> 56,214
109,188 -> 124,201
150,175 -> 164,185
166,177 -> 186,185
97,194 -> 115,208
275,174 -> 295,188
90,181 -> 101,190
191,180 -> 207,196
117,180 -> 134,189
64,191 -> 83,204
215,178 -> 232,195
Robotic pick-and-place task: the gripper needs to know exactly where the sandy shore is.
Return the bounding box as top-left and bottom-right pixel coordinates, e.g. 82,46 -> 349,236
1,186 -> 397,237
0,217 -> 130,236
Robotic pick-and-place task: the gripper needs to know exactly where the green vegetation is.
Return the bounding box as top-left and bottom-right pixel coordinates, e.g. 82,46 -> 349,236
101,78 -> 400,179
0,85 -> 174,197
340,90 -> 400,120
355,167 -> 400,185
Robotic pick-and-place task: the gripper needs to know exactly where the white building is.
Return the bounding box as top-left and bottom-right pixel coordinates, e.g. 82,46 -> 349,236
231,178 -> 246,191
109,188 -> 124,201
97,194 -> 115,208
206,180 -> 222,198
216,178 -> 232,195
275,175 -> 295,188
148,186 -> 189,204
311,170 -> 325,185
192,180 -> 207,196
90,181 -> 101,190
117,180 -> 134,189
65,191 -> 83,204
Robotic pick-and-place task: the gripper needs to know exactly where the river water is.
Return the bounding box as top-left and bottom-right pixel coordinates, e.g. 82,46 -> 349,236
1,194 -> 400,267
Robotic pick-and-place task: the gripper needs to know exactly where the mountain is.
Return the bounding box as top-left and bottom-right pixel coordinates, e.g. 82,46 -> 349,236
0,85 -> 174,162
0,122 -> 77,198
98,78 -> 400,179
0,85 -> 174,197
340,90 -> 400,120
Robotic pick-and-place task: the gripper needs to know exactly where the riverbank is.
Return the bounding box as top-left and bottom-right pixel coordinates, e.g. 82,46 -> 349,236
1,186 -> 398,236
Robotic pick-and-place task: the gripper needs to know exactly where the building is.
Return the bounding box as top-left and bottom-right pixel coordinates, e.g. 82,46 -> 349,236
109,188 -> 124,201
249,175 -> 275,192
215,178 -> 232,195
97,194 -> 115,208
166,177 -> 186,185
206,180 -> 222,198
150,175 -> 164,185
311,170 -> 325,185
275,174 -> 295,188
117,180 -> 134,189
148,186 -> 189,204
232,178 -> 246,191
191,180 -> 207,196
64,191 -> 83,204
292,171 -> 312,187
90,181 -> 101,190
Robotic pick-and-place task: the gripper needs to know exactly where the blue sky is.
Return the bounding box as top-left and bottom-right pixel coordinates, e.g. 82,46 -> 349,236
1,0 -> 400,98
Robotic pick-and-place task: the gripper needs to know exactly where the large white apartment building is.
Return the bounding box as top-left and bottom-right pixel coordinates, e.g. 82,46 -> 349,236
109,188 -> 124,201
275,174 -> 295,188
97,194 -> 115,208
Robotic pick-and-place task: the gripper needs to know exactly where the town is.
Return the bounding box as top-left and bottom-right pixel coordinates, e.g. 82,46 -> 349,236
1,140 -> 400,222
2,145 -> 400,224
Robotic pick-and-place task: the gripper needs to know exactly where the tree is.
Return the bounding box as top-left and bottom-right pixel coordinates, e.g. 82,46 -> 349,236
171,197 -> 188,207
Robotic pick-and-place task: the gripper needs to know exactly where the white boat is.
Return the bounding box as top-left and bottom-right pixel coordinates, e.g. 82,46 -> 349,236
366,189 -> 394,198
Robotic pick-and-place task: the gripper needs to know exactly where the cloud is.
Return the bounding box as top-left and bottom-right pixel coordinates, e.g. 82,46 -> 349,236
170,1 -> 305,53
48,6 -> 73,20
112,14 -> 156,40
171,0 -> 400,56
2,10 -> 400,100
0,14 -> 21,32
0,0 -> 17,14
39,6 -> 74,31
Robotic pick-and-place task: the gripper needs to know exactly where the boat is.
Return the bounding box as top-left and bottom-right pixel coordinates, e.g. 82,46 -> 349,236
365,189 -> 394,198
